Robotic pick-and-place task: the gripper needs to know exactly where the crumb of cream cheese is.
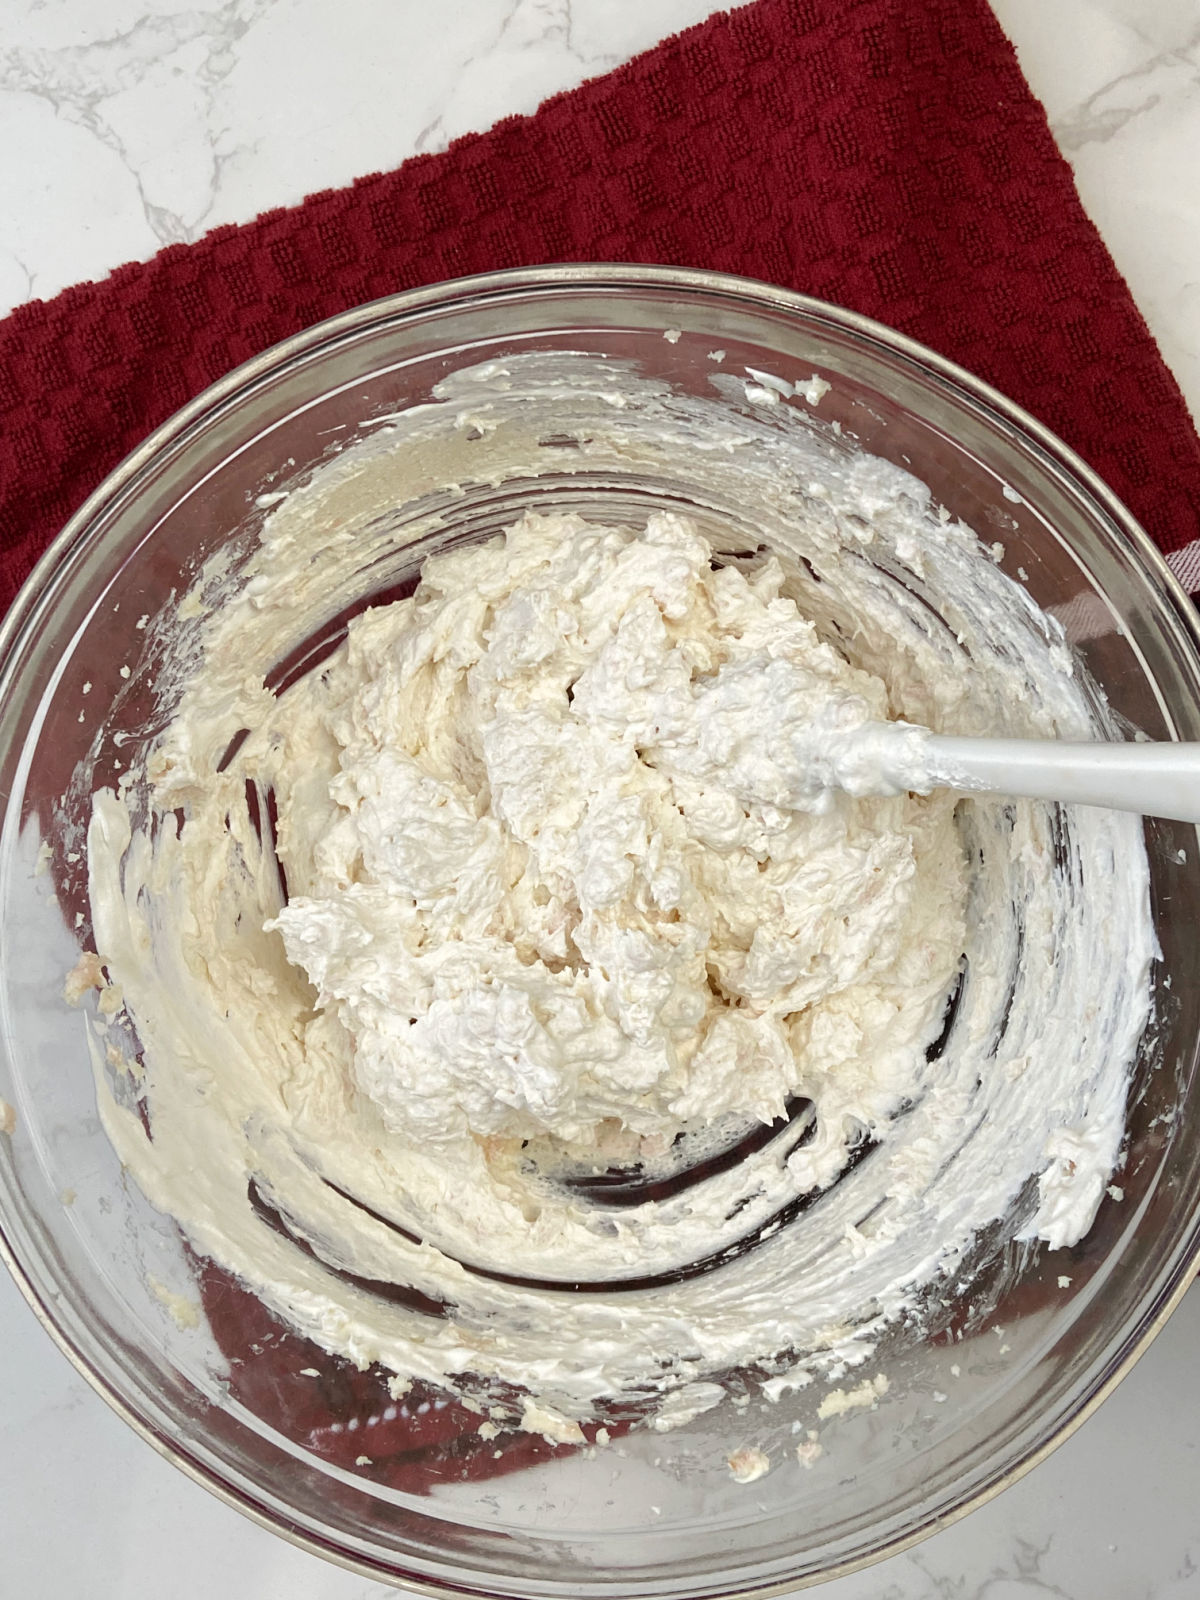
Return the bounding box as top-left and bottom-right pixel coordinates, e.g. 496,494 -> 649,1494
97,981 -> 124,1018
762,1364 -> 813,1403
520,1399 -> 586,1446
817,1373 -> 889,1420
147,1275 -> 201,1330
728,1446 -> 770,1483
63,949 -> 106,1005
795,1433 -> 823,1468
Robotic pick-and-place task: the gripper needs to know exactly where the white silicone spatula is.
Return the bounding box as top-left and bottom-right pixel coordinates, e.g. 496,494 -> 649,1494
817,723 -> 1200,825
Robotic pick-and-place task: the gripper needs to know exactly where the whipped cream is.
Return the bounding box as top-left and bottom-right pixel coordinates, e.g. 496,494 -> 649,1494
81,351 -> 1154,1429
266,510 -> 963,1167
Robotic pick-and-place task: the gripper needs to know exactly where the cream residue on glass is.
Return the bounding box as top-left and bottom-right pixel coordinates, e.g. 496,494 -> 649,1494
81,352 -> 1154,1431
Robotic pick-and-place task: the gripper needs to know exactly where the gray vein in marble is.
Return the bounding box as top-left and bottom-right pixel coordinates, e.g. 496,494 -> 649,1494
0,0 -> 274,247
1048,19 -> 1200,151
412,109 -> 447,156
2,248 -> 34,301
408,0 -> 622,158
907,1532 -> 1079,1600
502,0 -> 622,70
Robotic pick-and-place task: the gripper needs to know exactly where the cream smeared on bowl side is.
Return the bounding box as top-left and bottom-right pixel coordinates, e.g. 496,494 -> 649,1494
81,353 -> 1154,1433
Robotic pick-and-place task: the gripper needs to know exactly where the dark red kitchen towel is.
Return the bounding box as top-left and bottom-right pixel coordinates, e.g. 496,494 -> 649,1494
2,0 -> 1199,622
9,0 -> 1200,1493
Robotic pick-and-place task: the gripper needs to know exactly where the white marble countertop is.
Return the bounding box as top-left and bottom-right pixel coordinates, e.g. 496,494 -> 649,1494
2,2 -> 1199,1596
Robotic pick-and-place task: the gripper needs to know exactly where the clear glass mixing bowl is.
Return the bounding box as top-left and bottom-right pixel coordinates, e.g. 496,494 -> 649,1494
2,265 -> 1199,1598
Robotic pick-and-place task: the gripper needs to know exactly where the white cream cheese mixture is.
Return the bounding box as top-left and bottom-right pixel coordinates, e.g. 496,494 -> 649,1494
81,352 -> 1155,1429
